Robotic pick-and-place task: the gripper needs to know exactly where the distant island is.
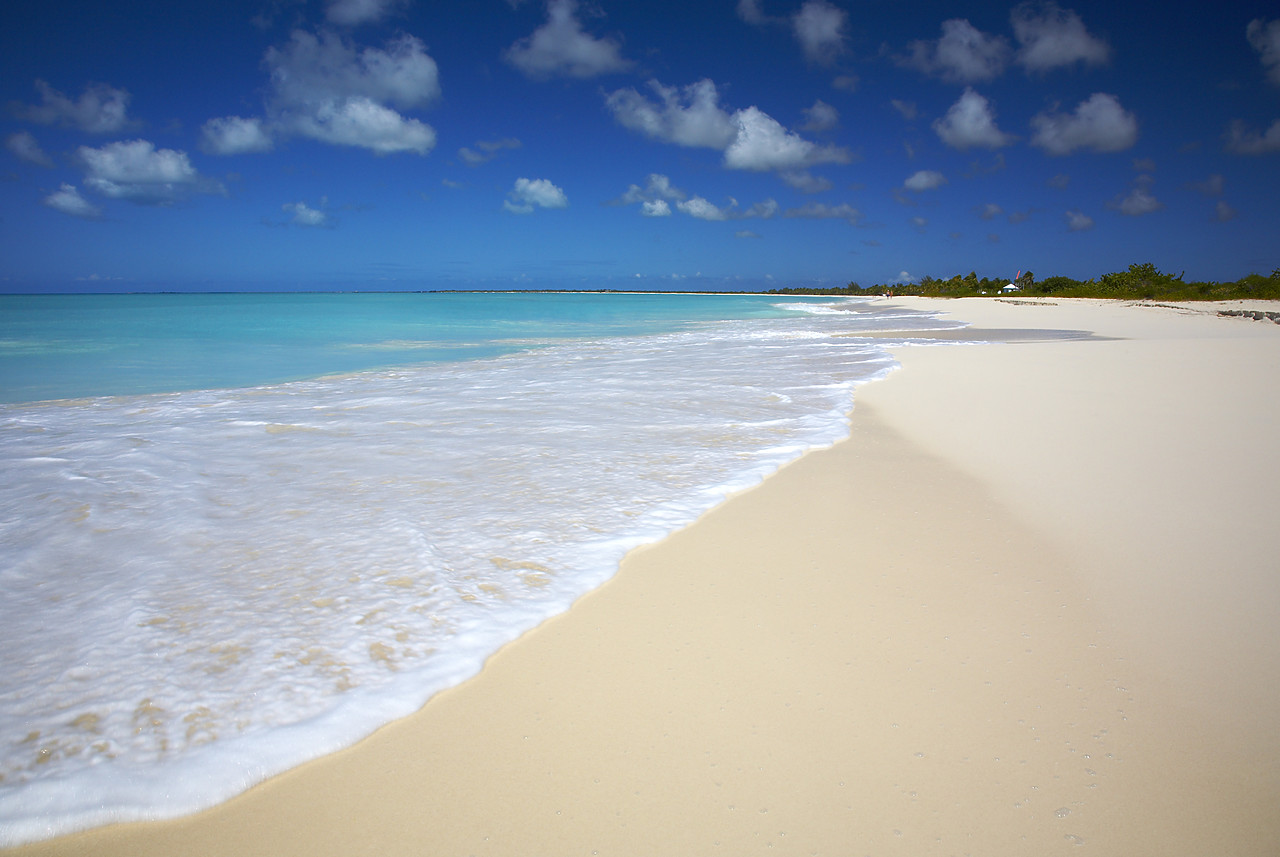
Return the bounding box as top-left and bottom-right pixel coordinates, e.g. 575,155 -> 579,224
769,264 -> 1280,301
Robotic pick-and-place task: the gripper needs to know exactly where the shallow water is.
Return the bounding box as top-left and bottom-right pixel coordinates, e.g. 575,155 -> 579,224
0,293 -> 960,844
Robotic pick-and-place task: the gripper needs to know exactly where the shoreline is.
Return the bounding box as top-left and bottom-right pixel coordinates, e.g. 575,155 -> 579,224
7,297 -> 1279,855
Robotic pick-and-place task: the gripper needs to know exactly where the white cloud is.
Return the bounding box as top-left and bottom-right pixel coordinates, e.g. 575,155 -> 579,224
43,183 -> 101,218
793,0 -> 848,66
77,139 -> 220,204
505,0 -> 630,79
910,215 -> 928,229
283,200 -> 330,226
1065,209 -> 1094,231
783,202 -> 862,225
724,106 -> 852,171
200,116 -> 274,155
15,80 -> 132,134
605,79 -> 737,149
902,19 -> 1010,83
1012,2 -> 1110,72
672,194 -> 776,222
504,177 -> 568,214
263,29 -> 440,155
6,131 -> 53,167
903,169 -> 947,191
291,97 -> 435,154
1214,200 -> 1237,222
735,230 -> 762,239
1030,93 -> 1138,155
325,0 -> 406,26
458,137 -> 522,166
607,79 -> 850,183
1224,119 -> 1280,154
1247,18 -> 1280,86
802,99 -> 839,132
619,173 -> 687,205
978,202 -> 1003,220
268,30 -> 440,108
640,200 -> 671,217
1110,176 -> 1163,216
933,88 -> 1015,150
1047,173 -> 1071,189
677,195 -> 731,221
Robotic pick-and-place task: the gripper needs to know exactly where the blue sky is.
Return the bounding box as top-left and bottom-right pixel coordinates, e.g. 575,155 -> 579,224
2,0 -> 1278,292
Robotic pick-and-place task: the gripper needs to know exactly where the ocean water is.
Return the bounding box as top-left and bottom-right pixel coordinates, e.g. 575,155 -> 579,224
0,292 -> 961,844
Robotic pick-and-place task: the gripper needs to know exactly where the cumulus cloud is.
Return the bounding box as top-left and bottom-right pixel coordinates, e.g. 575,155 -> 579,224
640,200 -> 671,217
618,173 -> 687,206
978,202 -> 1003,220
268,30 -> 440,110
783,202 -> 862,225
1012,2 -> 1110,71
902,19 -> 1010,84
606,79 -> 851,183
1109,175 -> 1163,216
802,99 -> 839,132
1224,119 -> 1280,154
14,80 -> 132,134
903,169 -> 947,191
43,183 -> 101,218
6,131 -> 53,166
663,193 -> 778,222
933,88 -> 1016,150
1047,172 -> 1071,189
677,196 -> 732,221
724,106 -> 852,171
458,137 -> 522,166
325,0 -> 406,26
605,79 -> 737,149
209,29 -> 442,156
77,139 -> 221,204
1065,209 -> 1093,230
291,97 -> 435,154
1030,93 -> 1138,155
1247,18 -> 1280,85
1214,200 -> 1237,222
200,116 -> 274,154
505,0 -> 630,79
283,200 -> 331,226
504,177 -> 568,213
793,0 -> 848,66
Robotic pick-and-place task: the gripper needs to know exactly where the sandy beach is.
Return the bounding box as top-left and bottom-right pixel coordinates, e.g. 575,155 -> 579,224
8,297 -> 1280,856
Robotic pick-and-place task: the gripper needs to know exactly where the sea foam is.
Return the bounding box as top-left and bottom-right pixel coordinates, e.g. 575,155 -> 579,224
0,297 -> 959,844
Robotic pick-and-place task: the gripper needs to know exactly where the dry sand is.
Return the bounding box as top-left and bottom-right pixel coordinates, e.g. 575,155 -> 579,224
9,298 -> 1280,856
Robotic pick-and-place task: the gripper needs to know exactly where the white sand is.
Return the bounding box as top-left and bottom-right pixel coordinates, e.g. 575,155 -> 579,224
8,298 -> 1279,856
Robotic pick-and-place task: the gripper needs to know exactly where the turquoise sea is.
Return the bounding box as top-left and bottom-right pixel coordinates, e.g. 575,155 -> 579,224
0,291 -> 960,844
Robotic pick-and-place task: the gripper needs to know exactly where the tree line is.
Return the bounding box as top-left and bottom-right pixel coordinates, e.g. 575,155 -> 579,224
769,264 -> 1280,301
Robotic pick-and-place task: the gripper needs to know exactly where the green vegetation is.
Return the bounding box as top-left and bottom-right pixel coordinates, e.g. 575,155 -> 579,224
769,264 -> 1280,301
